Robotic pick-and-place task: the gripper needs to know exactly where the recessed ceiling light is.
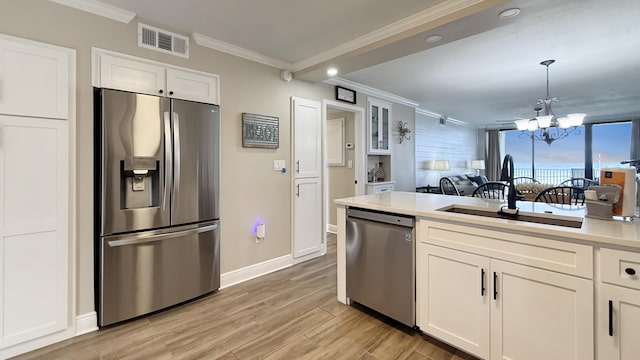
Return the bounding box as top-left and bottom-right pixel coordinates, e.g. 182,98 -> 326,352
327,67 -> 338,77
499,8 -> 521,19
425,35 -> 443,43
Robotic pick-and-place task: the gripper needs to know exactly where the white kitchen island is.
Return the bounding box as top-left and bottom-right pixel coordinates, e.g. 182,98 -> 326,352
335,191 -> 640,360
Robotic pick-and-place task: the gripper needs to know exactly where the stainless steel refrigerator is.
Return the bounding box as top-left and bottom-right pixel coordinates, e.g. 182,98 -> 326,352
94,88 -> 220,326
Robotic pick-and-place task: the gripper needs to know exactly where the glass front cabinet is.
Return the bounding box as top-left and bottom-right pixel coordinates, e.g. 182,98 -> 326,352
367,98 -> 391,155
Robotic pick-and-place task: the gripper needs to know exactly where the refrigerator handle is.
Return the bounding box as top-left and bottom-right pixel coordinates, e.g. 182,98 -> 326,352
107,224 -> 218,247
163,111 -> 172,212
173,112 -> 181,206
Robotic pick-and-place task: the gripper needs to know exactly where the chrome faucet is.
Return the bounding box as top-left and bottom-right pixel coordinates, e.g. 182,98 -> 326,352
500,154 -> 518,211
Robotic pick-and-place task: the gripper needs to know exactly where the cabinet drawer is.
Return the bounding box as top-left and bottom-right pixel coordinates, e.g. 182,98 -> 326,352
366,183 -> 394,194
600,248 -> 640,290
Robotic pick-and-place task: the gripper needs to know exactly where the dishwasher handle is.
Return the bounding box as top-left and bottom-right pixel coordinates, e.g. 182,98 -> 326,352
347,207 -> 414,227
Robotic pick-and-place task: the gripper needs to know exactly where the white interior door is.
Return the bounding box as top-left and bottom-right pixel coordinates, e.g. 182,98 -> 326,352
292,97 -> 323,260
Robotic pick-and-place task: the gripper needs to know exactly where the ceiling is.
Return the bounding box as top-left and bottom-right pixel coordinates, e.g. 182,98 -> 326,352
85,0 -> 640,128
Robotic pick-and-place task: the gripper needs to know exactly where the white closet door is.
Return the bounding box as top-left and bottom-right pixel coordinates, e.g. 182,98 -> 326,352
0,36 -> 69,119
292,97 -> 322,260
0,116 -> 69,347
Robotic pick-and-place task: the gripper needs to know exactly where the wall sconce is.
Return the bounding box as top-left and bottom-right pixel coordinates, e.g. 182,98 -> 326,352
398,121 -> 411,143
471,159 -> 485,175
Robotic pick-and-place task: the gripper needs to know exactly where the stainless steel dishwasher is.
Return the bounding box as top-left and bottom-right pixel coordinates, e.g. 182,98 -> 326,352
346,207 -> 415,327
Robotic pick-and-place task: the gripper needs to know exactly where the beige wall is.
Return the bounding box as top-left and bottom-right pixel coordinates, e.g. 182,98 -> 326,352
327,111 -> 355,226
0,0 -> 333,316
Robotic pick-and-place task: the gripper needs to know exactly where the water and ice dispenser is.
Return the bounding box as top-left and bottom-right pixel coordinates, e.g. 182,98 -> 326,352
120,156 -> 160,210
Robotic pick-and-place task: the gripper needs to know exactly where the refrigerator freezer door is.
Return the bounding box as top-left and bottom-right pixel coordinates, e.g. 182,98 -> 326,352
170,100 -> 220,225
99,89 -> 171,235
99,221 -> 220,326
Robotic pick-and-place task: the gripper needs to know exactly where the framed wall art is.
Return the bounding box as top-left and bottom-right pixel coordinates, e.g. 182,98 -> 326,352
242,113 -> 279,149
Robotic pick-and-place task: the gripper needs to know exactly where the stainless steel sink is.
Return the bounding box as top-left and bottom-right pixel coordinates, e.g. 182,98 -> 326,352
438,205 -> 583,229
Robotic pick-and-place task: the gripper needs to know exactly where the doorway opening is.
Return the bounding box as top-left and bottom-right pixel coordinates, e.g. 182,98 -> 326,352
322,100 -> 365,234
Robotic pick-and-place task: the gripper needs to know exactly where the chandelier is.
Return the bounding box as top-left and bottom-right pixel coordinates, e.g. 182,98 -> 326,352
514,60 -> 585,145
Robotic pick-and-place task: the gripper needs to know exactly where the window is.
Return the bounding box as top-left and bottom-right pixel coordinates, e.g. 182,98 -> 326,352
503,121 -> 630,184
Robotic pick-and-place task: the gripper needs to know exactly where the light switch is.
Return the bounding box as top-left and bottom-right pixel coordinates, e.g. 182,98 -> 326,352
274,160 -> 285,171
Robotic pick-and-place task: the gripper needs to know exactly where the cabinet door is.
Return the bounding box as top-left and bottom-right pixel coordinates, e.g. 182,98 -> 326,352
292,97 -> 321,178
597,283 -> 640,360
166,68 -> 219,104
100,53 -> 165,96
293,177 -> 322,258
0,116 -> 69,347
491,260 -> 593,360
417,244 -> 490,359
367,98 -> 391,155
0,36 -> 69,119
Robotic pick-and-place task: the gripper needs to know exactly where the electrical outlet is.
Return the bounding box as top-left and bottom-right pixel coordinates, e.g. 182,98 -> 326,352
274,160 -> 285,171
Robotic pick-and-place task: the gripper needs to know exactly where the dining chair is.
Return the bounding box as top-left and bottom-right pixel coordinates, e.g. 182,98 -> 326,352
513,176 -> 540,184
472,182 -> 507,199
534,186 -> 586,205
559,177 -> 598,189
439,177 -> 461,196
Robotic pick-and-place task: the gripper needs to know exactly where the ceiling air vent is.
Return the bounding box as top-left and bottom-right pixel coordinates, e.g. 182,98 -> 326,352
138,23 -> 189,58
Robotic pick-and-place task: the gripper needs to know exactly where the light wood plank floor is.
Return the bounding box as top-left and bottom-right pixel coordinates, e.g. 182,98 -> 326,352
12,234 -> 478,360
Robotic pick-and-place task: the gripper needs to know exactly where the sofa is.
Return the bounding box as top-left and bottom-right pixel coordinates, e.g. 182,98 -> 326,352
447,175 -> 488,196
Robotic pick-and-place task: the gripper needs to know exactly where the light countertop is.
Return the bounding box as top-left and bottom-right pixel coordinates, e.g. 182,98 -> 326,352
335,191 -> 640,250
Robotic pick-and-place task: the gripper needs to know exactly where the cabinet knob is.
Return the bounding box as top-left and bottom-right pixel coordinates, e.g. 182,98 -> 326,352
169,91 -> 174,96
625,267 -> 637,276
158,89 -> 164,94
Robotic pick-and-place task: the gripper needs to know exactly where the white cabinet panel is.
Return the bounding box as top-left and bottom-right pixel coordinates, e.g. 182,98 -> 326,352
0,37 -> 69,119
597,284 -> 640,360
417,244 -> 490,359
166,68 -> 219,104
293,177 -> 322,258
0,116 -> 68,348
491,259 -> 593,360
293,97 -> 321,178
99,53 -> 165,96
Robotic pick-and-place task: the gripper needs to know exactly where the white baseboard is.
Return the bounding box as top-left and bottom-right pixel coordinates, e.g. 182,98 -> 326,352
292,248 -> 325,265
220,254 -> 292,289
76,311 -> 98,335
326,224 -> 337,234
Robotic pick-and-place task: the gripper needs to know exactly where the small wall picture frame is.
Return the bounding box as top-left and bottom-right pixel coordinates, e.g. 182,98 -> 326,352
242,113 -> 279,149
335,86 -> 356,104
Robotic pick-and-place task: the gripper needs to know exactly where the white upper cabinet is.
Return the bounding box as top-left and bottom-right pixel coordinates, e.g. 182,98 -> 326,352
367,98 -> 391,155
94,49 -> 220,104
166,68 -> 218,103
99,53 -> 166,97
0,38 -> 69,119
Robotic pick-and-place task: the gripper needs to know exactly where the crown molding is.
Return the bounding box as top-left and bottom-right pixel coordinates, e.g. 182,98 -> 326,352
292,0 -> 490,72
415,108 -> 466,126
49,0 -> 136,23
324,77 -> 419,108
192,33 -> 292,70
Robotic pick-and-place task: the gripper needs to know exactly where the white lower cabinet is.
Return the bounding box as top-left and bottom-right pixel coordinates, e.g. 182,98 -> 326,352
597,284 -> 640,360
417,244 -> 490,358
596,248 -> 640,360
417,221 -> 594,360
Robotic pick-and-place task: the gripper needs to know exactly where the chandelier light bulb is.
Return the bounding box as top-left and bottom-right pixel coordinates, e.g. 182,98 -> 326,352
536,115 -> 553,128
515,119 -> 529,131
557,117 -> 571,128
566,113 -> 586,126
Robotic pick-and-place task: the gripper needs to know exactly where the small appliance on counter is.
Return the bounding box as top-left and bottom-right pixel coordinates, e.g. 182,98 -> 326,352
600,167 -> 637,218
584,185 -> 621,220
